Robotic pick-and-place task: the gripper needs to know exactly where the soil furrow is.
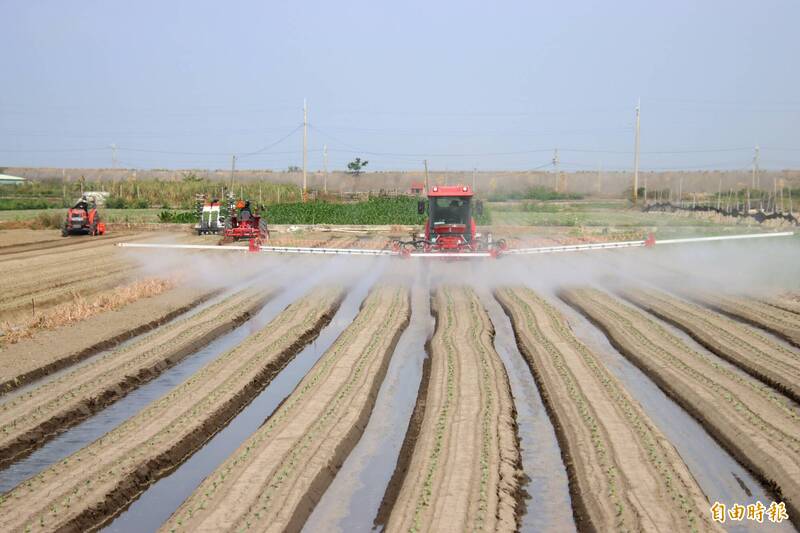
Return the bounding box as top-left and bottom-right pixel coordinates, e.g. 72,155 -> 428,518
497,287 -> 718,532
0,288 -> 274,468
691,294 -> 800,348
160,285 -> 410,532
0,286 -> 219,395
621,288 -> 800,403
0,267 -> 132,321
562,288 -> 800,523
0,286 -> 343,532
764,296 -> 800,316
384,286 -> 522,533
0,232 -> 152,264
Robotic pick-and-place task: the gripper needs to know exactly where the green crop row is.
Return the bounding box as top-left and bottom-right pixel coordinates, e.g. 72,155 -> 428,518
158,210 -> 197,223
261,197 -> 491,225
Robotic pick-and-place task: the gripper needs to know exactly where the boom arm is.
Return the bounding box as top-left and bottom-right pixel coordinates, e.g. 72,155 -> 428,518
117,231 -> 794,257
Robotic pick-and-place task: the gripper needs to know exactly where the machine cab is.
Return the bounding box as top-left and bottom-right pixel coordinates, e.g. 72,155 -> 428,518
421,185 -> 480,248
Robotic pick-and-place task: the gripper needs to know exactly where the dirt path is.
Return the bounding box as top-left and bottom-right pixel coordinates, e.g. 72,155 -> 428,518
382,286 -> 522,533
0,285 -> 216,394
563,288 -> 800,522
161,285 -> 410,533
0,288 -> 273,468
497,288 -> 718,532
621,288 -> 800,403
691,294 -> 800,348
0,287 -> 343,532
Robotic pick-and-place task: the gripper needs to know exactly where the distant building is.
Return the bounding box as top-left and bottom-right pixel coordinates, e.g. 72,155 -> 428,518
410,181 -> 425,195
0,173 -> 26,185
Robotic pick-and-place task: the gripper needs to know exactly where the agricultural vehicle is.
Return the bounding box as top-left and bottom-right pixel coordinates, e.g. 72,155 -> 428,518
119,184 -> 794,257
221,200 -> 269,244
195,197 -> 224,235
62,196 -> 106,237
392,185 -> 506,256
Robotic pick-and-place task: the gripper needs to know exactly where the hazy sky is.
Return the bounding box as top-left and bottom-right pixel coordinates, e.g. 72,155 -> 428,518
1,0 -> 798,172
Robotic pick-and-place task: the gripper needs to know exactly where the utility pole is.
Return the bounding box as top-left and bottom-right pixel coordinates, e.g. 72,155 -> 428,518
678,177 -> 683,207
111,143 -> 118,170
596,163 -> 602,194
632,98 -> 641,204
552,148 -> 559,192
472,167 -> 476,192
424,159 -> 429,191
323,144 -> 328,194
643,175 -> 648,204
302,99 -> 308,201
229,154 -> 236,191
717,178 -> 722,210
752,145 -> 760,190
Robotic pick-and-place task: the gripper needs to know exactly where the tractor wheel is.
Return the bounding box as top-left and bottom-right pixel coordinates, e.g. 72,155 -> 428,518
62,225 -> 69,237
259,219 -> 269,240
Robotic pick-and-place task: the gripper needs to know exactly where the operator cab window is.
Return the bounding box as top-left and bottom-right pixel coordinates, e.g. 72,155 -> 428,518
431,197 -> 471,225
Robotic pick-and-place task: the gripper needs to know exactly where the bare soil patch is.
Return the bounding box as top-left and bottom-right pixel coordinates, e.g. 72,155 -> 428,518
563,288 -> 800,522
161,285 -> 410,532
621,288 -> 800,403
0,287 -> 343,532
692,294 -> 800,348
0,288 -> 273,468
383,286 -> 522,532
0,285 -> 215,394
497,287 -> 718,532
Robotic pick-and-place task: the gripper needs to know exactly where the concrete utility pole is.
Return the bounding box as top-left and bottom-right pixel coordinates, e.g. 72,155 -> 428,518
229,154 -> 236,190
110,144 -> 118,170
632,99 -> 641,204
752,145 -> 760,189
643,175 -> 648,203
424,159 -> 430,191
717,178 -> 722,210
678,177 -> 683,207
302,99 -> 308,201
323,144 -> 328,194
596,163 -> 602,194
552,148 -> 560,192
472,167 -> 476,192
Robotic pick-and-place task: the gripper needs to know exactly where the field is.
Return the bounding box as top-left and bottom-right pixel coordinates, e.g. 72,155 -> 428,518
0,202 -> 798,532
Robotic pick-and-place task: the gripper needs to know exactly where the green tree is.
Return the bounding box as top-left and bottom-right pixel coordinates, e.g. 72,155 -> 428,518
347,157 -> 369,176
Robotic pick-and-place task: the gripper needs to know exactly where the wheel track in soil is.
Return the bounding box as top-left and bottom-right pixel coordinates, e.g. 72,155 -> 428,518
160,285 -> 410,533
689,293 -> 800,348
562,288 -> 800,523
382,286 -> 522,533
0,286 -> 343,532
620,288 -> 800,404
0,288 -> 274,469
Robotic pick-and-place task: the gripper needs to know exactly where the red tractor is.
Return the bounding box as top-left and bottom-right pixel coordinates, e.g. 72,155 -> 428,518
394,184 -> 505,255
221,200 -> 268,244
62,196 -> 106,237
